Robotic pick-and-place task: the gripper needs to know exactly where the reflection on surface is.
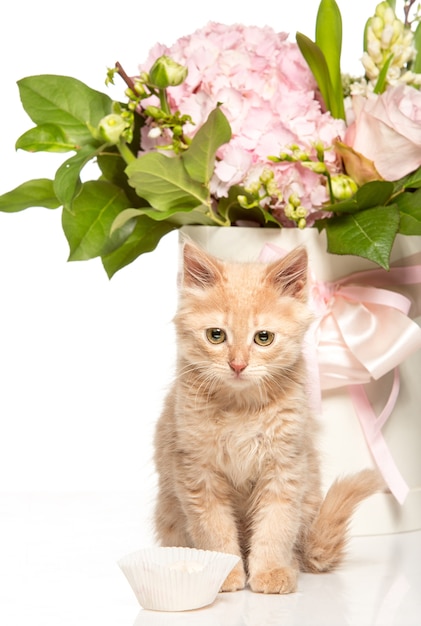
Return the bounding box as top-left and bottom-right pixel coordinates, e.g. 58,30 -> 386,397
1,492 -> 419,626
133,572 -> 346,626
132,533 -> 418,626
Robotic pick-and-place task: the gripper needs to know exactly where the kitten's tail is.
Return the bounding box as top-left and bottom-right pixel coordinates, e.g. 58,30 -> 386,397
297,469 -> 385,573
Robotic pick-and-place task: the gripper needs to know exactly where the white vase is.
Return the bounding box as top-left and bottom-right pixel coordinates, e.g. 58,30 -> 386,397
180,225 -> 421,536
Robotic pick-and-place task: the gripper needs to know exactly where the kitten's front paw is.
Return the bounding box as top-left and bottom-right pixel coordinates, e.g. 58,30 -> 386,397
220,561 -> 246,592
248,566 -> 297,594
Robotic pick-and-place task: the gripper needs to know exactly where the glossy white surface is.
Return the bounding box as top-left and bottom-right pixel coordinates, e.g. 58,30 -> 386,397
0,492 -> 419,626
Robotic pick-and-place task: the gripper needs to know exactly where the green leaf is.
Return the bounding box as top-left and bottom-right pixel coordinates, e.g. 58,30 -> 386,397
110,208 -> 144,235
412,21 -> 421,74
164,209 -> 216,226
54,144 -> 104,208
0,179 -> 60,212
217,185 -> 280,226
15,123 -> 77,152
324,199 -> 359,214
373,53 -> 394,94
101,216 -> 177,278
102,217 -> 137,256
355,181 -> 394,209
296,32 -> 345,119
182,107 -> 231,184
61,180 -> 132,261
323,180 -> 394,214
97,150 -> 147,207
98,149 -> 129,184
324,205 -> 400,268
394,189 -> 421,235
394,165 -> 421,192
315,0 -> 345,120
17,75 -> 112,147
296,32 -> 333,114
110,205 -> 216,244
126,152 -> 209,212
141,206 -> 218,226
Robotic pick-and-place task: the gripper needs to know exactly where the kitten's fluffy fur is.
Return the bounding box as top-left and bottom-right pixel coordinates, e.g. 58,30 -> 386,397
154,241 -> 382,594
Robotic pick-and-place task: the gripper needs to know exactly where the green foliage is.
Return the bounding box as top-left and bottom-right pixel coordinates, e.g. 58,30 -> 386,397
296,0 -> 345,120
182,107 -> 231,184
412,21 -> 421,74
126,152 -> 209,212
296,33 -> 337,117
373,54 -> 394,94
0,75 -> 235,275
1,4 -> 421,277
15,124 -> 77,153
17,75 -> 113,147
323,205 -> 400,269
0,179 -> 60,212
54,144 -> 105,207
321,181 -> 394,214
317,174 -> 421,268
315,0 -> 345,119
394,188 -> 421,235
62,180 -> 133,261
102,217 -> 177,278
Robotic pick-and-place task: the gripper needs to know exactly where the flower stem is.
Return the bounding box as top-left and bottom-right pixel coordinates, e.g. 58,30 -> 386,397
158,88 -> 171,116
115,61 -> 136,92
207,210 -> 230,226
404,0 -> 416,27
118,139 -> 136,165
325,171 -> 334,203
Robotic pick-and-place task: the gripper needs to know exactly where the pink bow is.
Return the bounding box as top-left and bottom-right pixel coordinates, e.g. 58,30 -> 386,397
260,243 -> 421,504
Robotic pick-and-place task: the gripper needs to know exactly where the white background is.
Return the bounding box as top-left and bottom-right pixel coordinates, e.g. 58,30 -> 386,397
0,0 -> 380,491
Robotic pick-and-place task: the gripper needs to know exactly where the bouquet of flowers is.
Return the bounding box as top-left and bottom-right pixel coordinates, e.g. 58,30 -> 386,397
1,0 -> 421,277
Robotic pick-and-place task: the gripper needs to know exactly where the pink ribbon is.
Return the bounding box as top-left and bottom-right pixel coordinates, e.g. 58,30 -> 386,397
259,243 -> 421,504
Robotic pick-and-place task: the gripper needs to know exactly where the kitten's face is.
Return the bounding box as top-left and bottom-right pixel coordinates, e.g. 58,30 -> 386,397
175,243 -> 312,393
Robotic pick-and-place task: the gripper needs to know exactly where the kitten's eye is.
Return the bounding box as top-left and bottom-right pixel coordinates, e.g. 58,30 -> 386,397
254,330 -> 275,346
206,328 -> 226,344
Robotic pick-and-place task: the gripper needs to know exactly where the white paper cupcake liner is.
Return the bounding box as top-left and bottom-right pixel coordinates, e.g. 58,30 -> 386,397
118,546 -> 240,612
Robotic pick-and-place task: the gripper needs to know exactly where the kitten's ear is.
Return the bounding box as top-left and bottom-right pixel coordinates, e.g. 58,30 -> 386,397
182,242 -> 223,288
267,246 -> 308,299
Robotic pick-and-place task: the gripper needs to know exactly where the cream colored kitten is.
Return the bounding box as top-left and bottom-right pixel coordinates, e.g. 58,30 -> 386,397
154,240 -> 382,594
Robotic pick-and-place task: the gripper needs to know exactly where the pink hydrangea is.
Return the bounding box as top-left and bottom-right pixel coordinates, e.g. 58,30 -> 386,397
139,23 -> 346,225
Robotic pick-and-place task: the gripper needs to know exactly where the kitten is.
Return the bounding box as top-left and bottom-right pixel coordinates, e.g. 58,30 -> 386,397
153,240 -> 382,594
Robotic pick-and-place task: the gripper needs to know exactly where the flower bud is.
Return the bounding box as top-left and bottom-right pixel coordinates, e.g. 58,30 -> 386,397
133,79 -> 147,97
147,127 -> 162,139
331,174 -> 358,200
284,203 -> 295,219
266,180 -> 282,200
98,114 -> 129,144
370,16 -> 384,40
288,193 -> 301,208
375,2 -> 393,22
362,52 -> 379,80
237,195 -> 249,208
302,161 -> 328,174
244,181 -> 260,195
381,24 -> 395,49
260,168 -> 274,184
144,105 -> 165,120
148,55 -> 188,89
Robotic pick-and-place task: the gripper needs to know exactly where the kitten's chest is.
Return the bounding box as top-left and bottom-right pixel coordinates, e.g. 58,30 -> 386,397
218,427 -> 269,484
176,396 -> 304,487
202,411 -> 282,487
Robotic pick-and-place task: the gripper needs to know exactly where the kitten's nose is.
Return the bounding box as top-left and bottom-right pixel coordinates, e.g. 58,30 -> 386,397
229,360 -> 247,374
